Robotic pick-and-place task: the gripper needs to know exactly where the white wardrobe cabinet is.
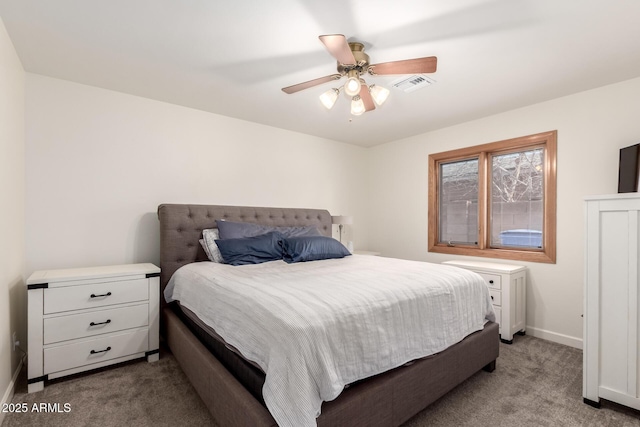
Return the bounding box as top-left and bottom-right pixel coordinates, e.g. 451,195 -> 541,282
584,194 -> 640,410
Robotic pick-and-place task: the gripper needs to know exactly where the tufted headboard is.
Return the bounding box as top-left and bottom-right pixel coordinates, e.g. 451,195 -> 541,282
157,204 -> 332,296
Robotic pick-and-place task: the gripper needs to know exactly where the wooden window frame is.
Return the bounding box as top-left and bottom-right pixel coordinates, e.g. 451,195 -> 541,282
428,130 -> 557,263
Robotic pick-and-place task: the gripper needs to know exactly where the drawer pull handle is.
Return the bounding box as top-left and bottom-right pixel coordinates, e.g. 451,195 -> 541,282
90,292 -> 112,298
90,346 -> 111,355
489,280 -> 494,284
491,296 -> 494,300
89,319 -> 112,327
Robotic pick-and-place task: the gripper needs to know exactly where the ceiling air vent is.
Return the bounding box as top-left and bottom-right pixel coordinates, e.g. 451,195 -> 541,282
391,74 -> 436,93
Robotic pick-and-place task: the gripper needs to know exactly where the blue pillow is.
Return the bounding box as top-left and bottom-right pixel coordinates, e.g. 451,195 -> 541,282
216,220 -> 322,240
215,232 -> 283,266
282,236 -> 351,263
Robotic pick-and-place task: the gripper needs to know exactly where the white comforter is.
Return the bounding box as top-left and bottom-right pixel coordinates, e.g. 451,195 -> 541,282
165,255 -> 495,427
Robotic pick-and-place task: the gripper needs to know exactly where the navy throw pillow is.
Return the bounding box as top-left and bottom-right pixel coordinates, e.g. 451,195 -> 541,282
215,232 -> 283,266
282,236 -> 351,263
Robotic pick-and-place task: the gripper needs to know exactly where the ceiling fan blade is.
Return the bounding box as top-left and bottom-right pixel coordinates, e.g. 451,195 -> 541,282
359,84 -> 376,112
282,74 -> 342,94
319,34 -> 356,65
368,56 -> 437,75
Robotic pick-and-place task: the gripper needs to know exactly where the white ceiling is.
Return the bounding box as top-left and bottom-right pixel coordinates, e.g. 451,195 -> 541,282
2,0 -> 640,147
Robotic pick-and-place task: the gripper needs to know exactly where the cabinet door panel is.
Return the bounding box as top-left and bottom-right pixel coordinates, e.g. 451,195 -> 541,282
599,211 -> 632,393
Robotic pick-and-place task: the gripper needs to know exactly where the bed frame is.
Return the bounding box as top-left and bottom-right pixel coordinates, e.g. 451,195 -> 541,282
158,203 -> 499,427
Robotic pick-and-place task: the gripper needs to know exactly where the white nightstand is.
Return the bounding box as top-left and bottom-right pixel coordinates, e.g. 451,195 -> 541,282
442,260 -> 527,344
26,263 -> 160,393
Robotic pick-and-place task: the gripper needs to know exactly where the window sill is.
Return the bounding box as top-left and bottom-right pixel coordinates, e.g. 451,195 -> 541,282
429,244 -> 555,264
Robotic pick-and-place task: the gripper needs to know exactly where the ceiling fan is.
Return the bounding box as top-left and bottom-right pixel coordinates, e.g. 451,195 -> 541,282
282,34 -> 437,116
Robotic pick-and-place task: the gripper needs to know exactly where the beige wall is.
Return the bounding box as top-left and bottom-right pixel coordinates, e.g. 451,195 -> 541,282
0,16 -> 25,415
18,39 -> 640,353
27,73 -> 640,349
25,74 -> 369,273
366,76 -> 640,348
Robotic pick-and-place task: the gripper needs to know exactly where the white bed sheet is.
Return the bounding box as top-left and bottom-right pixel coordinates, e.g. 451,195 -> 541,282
165,255 -> 495,427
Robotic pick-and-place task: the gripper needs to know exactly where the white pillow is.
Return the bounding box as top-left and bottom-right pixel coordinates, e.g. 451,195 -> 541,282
201,228 -> 224,263
199,239 -> 212,259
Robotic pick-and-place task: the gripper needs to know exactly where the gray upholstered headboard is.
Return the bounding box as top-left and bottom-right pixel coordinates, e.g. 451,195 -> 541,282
157,204 -> 332,294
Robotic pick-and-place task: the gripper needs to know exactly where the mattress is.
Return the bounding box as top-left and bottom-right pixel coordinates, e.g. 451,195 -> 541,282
165,255 -> 495,427
175,303 -> 266,403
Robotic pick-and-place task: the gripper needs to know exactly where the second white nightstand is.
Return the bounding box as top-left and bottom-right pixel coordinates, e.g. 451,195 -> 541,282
443,260 -> 527,344
26,263 -> 160,393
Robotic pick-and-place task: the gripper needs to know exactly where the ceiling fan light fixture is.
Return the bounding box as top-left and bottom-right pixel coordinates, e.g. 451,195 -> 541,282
344,70 -> 361,97
350,95 -> 365,116
319,88 -> 340,110
282,34 -> 437,117
369,84 -> 390,106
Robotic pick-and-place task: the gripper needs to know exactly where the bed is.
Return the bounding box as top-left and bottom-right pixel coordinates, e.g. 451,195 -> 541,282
158,203 -> 499,427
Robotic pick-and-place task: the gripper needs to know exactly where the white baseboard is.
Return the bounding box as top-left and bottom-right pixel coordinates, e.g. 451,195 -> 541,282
0,359 -> 23,426
526,325 -> 583,349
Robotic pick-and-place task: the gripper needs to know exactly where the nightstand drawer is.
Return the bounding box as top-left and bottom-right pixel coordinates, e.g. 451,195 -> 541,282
493,306 -> 502,326
44,303 -> 149,344
44,328 -> 148,374
44,279 -> 148,314
489,290 -> 502,307
477,273 -> 501,290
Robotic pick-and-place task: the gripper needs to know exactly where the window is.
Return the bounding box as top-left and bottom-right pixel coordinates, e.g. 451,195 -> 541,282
428,131 -> 556,263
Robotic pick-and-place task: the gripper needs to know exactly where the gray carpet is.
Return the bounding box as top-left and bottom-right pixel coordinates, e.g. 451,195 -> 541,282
3,335 -> 640,426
